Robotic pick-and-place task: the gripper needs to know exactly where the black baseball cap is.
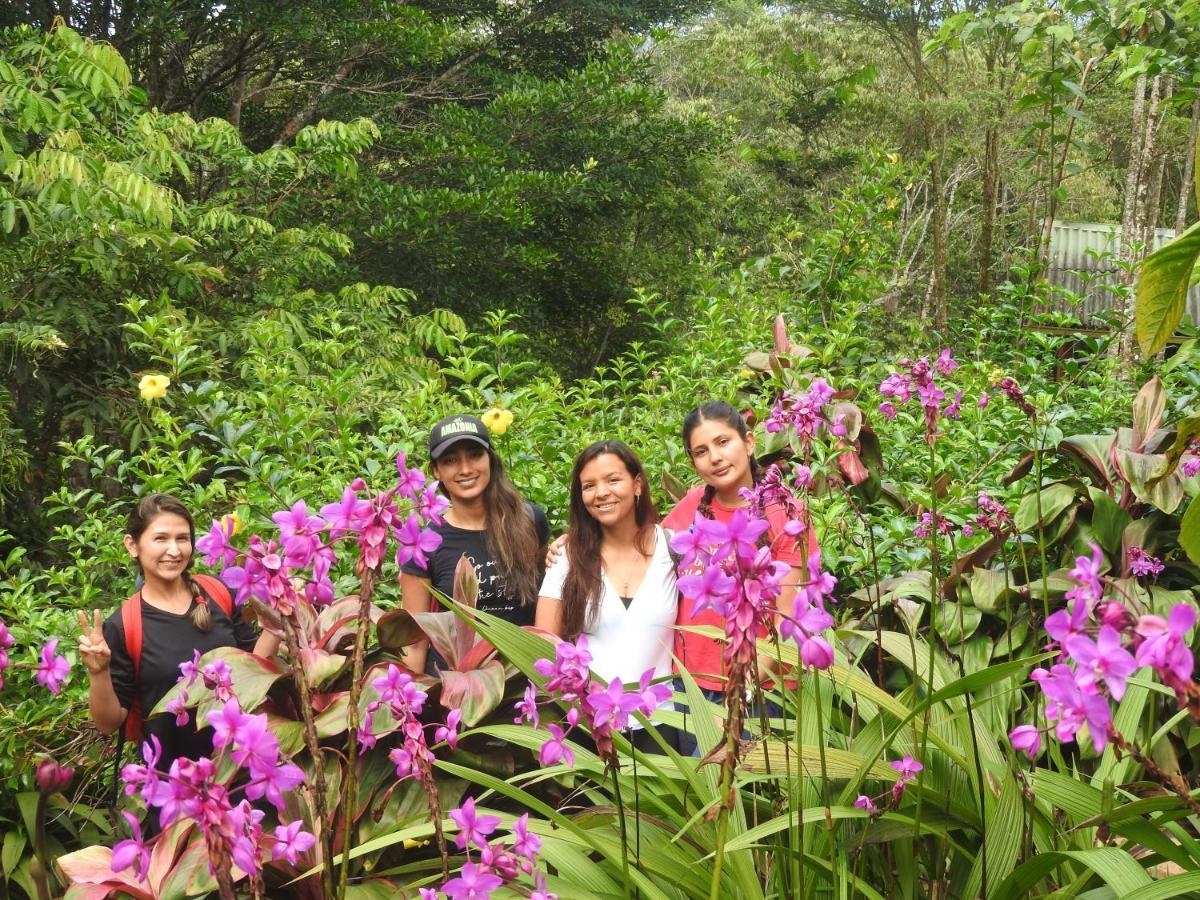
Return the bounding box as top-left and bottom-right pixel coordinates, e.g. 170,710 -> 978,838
428,414 -> 492,460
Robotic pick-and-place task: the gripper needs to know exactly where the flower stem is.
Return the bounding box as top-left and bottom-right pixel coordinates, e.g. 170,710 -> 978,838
284,619 -> 336,900
338,566 -> 377,900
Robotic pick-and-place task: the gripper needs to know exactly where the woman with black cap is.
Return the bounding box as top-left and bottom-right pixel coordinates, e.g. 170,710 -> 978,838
399,414 -> 550,674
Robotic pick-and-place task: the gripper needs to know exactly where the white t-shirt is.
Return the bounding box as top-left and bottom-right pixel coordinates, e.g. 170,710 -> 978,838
539,526 -> 678,712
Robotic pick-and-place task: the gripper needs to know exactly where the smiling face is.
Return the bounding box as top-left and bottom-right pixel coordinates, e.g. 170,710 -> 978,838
578,452 -> 642,528
433,440 -> 493,503
687,418 -> 755,498
125,512 -> 193,583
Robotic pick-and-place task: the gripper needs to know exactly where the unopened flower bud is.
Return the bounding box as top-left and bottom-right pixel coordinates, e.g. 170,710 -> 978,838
35,758 -> 73,794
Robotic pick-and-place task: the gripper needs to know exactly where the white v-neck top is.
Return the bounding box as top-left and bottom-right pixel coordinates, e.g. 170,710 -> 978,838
539,526 -> 679,693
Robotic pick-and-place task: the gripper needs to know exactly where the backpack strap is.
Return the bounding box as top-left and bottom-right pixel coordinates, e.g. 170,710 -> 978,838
119,592 -> 144,743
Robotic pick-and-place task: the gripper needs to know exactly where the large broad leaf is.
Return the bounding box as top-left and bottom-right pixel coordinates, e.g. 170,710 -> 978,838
1131,376 -> 1166,448
992,847 -> 1152,899
1136,218 -> 1200,357
1059,435 -> 1116,488
964,568 -> 1015,614
412,610 -> 467,669
374,607 -> 424,651
1087,487 -> 1131,554
1113,447 -> 1185,513
152,646 -> 285,720
1182,495 -> 1200,567
1014,481 -> 1077,532
297,648 -> 347,689
438,660 -> 507,726
55,846 -> 153,898
1150,413 -> 1200,485
741,743 -> 897,780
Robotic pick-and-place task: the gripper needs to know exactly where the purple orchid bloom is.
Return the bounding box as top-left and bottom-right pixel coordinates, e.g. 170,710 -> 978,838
110,811 -> 151,881
1065,625 -> 1137,700
36,639 -> 70,694
450,796 -> 501,851
441,862 -> 503,900
271,820 -> 316,865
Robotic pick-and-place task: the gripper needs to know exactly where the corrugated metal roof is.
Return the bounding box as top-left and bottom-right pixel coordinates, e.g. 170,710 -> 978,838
1046,220 -> 1200,327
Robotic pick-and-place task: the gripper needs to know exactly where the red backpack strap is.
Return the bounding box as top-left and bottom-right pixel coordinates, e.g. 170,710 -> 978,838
119,592 -> 144,742
191,573 -> 234,617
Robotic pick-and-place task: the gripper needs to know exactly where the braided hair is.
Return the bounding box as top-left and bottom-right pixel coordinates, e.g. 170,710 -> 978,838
682,402 -> 763,521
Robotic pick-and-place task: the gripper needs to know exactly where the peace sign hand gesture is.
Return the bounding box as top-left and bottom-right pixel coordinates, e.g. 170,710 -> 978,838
77,610 -> 111,676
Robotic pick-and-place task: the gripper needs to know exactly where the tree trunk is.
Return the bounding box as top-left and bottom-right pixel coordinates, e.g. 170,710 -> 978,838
1139,77 -> 1171,249
979,122 -> 999,296
274,47 -> 368,146
1036,57 -> 1096,266
1117,75 -> 1153,372
1176,94 -> 1200,234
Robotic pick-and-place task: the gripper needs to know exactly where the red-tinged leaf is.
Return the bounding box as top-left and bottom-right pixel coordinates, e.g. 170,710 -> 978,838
64,885 -> 141,900
266,712 -> 305,756
1114,448 -> 1184,513
152,647 -> 285,721
1003,450 -> 1038,486
836,445 -> 869,485
412,610 -> 464,668
439,660 -> 507,725
452,555 -> 480,664
773,313 -> 790,353
178,834 -> 223,897
313,692 -> 350,737
459,637 -> 499,671
743,350 -> 771,371
315,595 -> 379,652
375,608 -> 424,651
1149,414 -> 1200,486
452,553 -> 479,610
1132,376 -> 1166,449
57,846 -> 138,888
298,648 -> 348,688
1059,435 -> 1115,489
147,820 -> 194,892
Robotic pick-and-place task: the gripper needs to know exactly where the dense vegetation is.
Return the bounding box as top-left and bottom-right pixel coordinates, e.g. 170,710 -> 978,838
1,0 -> 1199,897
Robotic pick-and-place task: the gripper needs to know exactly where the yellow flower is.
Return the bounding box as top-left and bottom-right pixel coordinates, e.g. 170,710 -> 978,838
221,511 -> 244,536
138,374 -> 170,402
739,368 -> 755,380
989,368 -> 1005,384
403,838 -> 431,849
481,408 -> 514,435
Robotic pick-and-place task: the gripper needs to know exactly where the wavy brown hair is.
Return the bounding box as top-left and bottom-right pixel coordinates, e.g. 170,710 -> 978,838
125,493 -> 212,632
436,445 -> 545,607
561,440 -> 658,639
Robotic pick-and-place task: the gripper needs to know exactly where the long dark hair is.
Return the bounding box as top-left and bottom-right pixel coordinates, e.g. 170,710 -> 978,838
561,440 -> 658,639
478,447 -> 544,607
126,493 -> 211,632
434,443 -> 545,607
681,401 -> 763,520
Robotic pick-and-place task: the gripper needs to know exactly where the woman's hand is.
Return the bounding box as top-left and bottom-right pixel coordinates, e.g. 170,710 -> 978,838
544,534 -> 568,568
77,610 -> 111,676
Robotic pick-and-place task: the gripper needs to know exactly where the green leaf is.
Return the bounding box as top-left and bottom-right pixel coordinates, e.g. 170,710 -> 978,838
1136,219 -> 1200,357
992,848 -> 1152,899
1015,482 -> 1076,532
1087,487 -> 1131,555
1123,870 -> 1200,899
1181,495 -> 1200,567
1131,376 -> 1166,447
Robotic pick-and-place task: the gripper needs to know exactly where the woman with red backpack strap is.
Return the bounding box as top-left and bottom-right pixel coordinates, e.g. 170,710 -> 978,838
77,494 -> 279,779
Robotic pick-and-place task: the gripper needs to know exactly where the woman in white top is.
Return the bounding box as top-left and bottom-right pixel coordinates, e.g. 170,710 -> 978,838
536,440 -> 678,750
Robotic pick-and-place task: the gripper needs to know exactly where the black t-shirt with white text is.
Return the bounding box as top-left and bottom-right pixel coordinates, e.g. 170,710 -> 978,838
402,503 -> 550,664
